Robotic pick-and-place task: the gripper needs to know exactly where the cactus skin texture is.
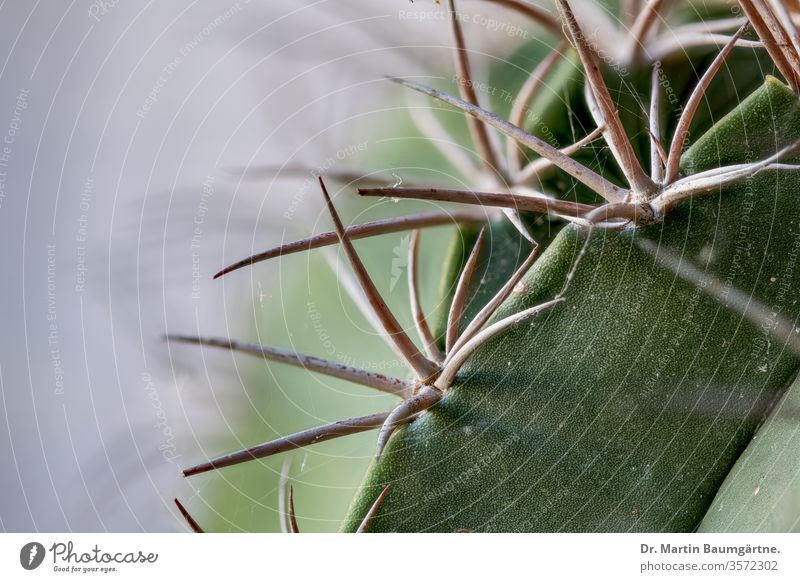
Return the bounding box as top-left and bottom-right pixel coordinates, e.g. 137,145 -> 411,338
699,369 -> 800,533
342,78 -> 800,532
171,1 -> 800,533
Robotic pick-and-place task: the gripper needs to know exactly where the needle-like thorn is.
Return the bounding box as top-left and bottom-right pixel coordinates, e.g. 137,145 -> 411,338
183,412 -> 390,477
165,334 -> 413,398
357,187 -> 598,219
409,230 -> 446,364
319,178 -> 439,381
356,484 -> 392,533
437,298 -> 564,389
665,23 -> 749,184
448,0 -> 504,176
213,211 -> 483,279
483,0 -> 560,34
288,487 -> 300,533
738,0 -> 800,91
447,227 -> 486,354
515,126 -> 606,185
174,498 -> 205,533
555,0 -> 656,197
507,44 -> 566,174
376,386 -> 442,458
389,77 -> 629,203
627,0 -> 666,63
649,62 -> 664,184
447,242 -> 540,359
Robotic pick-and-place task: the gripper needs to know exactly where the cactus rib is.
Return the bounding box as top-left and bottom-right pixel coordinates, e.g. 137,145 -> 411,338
637,239 -> 800,358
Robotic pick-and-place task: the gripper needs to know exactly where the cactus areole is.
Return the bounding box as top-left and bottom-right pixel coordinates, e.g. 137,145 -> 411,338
171,1 -> 800,532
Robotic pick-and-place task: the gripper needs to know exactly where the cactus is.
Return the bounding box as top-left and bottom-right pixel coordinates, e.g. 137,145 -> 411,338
169,0 -> 800,532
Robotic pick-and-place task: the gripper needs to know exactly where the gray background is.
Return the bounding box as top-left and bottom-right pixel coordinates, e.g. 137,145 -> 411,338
0,0 -> 521,531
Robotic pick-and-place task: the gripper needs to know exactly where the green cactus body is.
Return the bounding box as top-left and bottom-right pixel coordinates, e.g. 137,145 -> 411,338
341,78 -> 800,532
172,2 -> 800,533
698,368 -> 800,533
